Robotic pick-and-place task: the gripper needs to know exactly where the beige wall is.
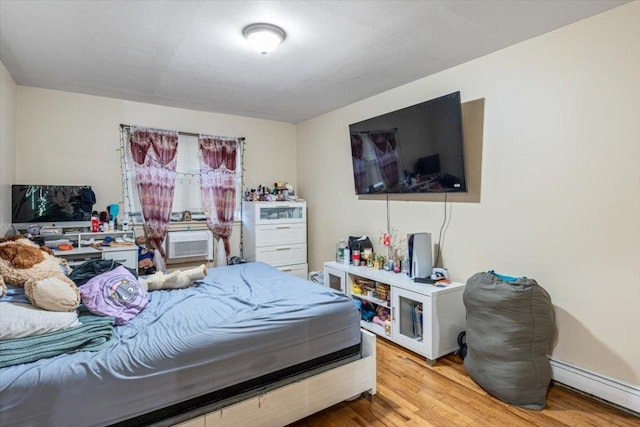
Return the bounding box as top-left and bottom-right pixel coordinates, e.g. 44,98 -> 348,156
0,60 -> 17,234
298,2 -> 640,385
13,87 -> 297,257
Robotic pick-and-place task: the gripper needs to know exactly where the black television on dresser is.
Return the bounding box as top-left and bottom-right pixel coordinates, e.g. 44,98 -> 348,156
349,91 -> 466,195
11,184 -> 95,230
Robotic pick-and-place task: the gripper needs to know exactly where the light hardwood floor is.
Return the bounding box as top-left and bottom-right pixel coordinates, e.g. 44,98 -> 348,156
289,339 -> 639,427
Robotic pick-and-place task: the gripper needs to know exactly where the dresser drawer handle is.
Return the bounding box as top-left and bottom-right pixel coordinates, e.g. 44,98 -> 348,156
276,247 -> 291,251
280,268 -> 293,272
275,226 -> 291,230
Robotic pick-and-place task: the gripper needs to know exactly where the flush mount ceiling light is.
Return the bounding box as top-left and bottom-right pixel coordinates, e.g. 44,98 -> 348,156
243,23 -> 286,55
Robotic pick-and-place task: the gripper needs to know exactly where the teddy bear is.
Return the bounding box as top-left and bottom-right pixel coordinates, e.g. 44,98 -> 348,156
138,264 -> 207,292
0,236 -> 80,312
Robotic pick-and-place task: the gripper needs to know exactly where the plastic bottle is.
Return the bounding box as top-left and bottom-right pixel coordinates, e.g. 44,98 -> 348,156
336,239 -> 347,263
352,249 -> 361,266
91,212 -> 99,233
343,244 -> 351,266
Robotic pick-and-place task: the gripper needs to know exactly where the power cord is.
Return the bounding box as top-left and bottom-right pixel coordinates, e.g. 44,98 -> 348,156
386,193 -> 390,237
386,191 -> 451,270
433,192 -> 449,268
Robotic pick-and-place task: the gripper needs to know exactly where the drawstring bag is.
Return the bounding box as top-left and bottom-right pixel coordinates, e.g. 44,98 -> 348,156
348,235 -> 373,252
463,271 -> 555,410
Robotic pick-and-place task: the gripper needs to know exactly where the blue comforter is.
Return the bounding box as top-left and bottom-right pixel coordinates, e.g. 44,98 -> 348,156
0,262 -> 360,427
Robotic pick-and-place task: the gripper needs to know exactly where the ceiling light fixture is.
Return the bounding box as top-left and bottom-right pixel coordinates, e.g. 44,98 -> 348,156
243,23 -> 286,55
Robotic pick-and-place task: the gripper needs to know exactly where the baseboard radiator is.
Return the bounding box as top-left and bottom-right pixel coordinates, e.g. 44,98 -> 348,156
550,358 -> 640,414
164,230 -> 213,264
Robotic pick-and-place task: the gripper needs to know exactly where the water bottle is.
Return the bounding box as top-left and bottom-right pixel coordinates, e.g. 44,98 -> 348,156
336,239 -> 347,263
343,244 -> 351,266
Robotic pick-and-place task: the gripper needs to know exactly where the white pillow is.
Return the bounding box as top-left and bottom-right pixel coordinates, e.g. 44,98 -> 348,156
0,302 -> 80,340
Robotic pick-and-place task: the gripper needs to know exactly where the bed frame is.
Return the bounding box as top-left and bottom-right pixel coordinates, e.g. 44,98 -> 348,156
156,330 -> 376,427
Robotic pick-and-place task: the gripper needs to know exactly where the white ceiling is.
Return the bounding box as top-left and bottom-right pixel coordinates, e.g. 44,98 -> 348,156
0,0 -> 627,123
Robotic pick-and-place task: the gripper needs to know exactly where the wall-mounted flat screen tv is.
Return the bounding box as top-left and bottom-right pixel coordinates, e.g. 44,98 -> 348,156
11,184 -> 95,230
349,91 -> 466,194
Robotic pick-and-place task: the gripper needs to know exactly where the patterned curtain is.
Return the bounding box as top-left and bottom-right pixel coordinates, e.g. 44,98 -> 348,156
198,135 -> 239,265
371,131 -> 400,190
129,126 -> 179,270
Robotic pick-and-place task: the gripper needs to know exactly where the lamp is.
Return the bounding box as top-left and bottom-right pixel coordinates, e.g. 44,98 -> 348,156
243,23 -> 286,55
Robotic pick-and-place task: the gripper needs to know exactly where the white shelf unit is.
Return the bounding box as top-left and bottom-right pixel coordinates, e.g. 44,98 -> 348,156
242,201 -> 308,279
323,261 -> 466,365
51,230 -> 138,272
61,230 -> 135,248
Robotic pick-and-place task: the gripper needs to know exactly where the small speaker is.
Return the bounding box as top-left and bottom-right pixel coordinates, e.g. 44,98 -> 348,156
407,232 -> 433,279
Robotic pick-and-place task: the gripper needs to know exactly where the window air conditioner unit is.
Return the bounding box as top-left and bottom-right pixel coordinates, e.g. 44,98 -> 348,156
164,230 -> 213,263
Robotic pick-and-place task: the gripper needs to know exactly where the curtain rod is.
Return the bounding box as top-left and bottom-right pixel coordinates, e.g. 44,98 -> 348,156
119,124 -> 245,141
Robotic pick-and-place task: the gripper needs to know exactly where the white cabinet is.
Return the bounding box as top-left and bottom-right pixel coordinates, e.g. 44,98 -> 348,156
324,264 -> 347,293
101,248 -> 138,271
243,202 -> 307,279
392,287 -> 432,357
52,230 -> 138,273
323,261 -> 466,365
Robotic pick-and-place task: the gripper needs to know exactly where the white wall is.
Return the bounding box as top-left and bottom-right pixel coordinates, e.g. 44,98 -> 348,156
0,60 -> 17,234
14,87 -> 297,257
297,2 -> 640,386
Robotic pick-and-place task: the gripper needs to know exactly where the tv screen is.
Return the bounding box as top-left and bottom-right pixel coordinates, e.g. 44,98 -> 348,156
349,91 -> 466,194
11,184 -> 95,228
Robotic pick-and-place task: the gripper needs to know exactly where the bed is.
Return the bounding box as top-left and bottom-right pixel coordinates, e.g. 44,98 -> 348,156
0,262 -> 376,427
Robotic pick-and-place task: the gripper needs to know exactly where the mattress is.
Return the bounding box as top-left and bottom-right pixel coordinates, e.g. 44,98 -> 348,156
0,262 -> 361,427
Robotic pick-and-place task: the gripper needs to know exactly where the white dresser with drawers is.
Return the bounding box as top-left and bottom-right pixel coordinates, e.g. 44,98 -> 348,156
242,201 -> 307,279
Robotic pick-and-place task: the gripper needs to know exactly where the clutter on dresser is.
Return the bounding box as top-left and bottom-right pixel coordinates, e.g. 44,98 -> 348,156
342,234 -> 406,272
49,229 -> 139,273
336,232 -> 451,286
92,204 -> 122,233
244,182 -> 297,202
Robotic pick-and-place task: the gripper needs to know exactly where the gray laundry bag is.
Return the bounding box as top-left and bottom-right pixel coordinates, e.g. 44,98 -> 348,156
463,271 -> 555,410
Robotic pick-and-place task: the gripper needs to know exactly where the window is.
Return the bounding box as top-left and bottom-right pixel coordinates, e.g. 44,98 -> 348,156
121,130 -> 243,223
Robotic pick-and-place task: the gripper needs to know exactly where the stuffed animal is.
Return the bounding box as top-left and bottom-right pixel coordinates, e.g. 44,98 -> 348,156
372,305 -> 390,327
139,264 -> 207,292
0,236 -> 80,312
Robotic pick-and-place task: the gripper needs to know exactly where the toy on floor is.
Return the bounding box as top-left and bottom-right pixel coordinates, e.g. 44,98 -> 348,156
139,264 -> 208,292
0,236 -> 80,312
135,236 -> 156,275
